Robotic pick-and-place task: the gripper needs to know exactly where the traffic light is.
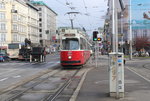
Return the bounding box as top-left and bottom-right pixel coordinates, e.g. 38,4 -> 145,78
93,31 -> 102,41
93,31 -> 98,41
97,38 -> 102,41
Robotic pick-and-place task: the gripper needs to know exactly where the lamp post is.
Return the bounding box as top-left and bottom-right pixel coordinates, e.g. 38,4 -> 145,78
112,0 -> 116,52
121,14 -> 124,52
129,0 -> 133,60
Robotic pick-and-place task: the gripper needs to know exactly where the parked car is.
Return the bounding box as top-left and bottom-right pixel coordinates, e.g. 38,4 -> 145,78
132,51 -> 139,57
0,53 -> 10,62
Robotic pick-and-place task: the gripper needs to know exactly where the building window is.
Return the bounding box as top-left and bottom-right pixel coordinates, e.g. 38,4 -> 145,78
0,3 -> 5,9
0,12 -> 5,20
39,8 -> 42,11
12,24 -> 17,31
12,5 -> 15,9
39,23 -> 42,27
39,29 -> 42,32
39,13 -> 42,16
0,23 -> 6,30
143,30 -> 147,37
12,15 -> 17,21
13,34 -> 17,41
0,33 -> 6,42
39,18 -> 42,22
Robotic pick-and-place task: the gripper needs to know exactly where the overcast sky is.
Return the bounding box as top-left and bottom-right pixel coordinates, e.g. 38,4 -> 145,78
35,0 -> 108,35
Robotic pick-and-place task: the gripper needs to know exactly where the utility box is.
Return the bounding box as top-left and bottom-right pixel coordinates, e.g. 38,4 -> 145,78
109,52 -> 124,98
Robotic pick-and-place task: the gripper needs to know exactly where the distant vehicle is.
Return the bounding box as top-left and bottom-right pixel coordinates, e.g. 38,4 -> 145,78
30,47 -> 46,62
7,43 -> 23,59
0,46 -> 7,54
0,53 -> 10,62
18,47 -> 31,60
59,28 -> 91,66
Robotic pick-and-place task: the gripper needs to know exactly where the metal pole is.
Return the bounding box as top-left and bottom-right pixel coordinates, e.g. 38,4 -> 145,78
95,42 -> 98,68
121,14 -> 124,52
112,0 -> 119,98
71,19 -> 74,29
112,0 -> 116,52
115,7 -> 118,53
114,1 -> 119,99
129,0 -> 133,60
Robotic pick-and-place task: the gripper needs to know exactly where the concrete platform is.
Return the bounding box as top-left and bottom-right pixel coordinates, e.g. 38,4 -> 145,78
76,57 -> 150,101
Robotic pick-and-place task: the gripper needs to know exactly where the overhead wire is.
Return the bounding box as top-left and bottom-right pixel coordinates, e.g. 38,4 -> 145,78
82,0 -> 93,31
55,0 -> 67,7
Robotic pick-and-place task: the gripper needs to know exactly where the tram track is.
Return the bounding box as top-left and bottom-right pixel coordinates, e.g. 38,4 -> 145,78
0,68 -> 61,101
0,65 -> 87,101
43,69 -> 79,101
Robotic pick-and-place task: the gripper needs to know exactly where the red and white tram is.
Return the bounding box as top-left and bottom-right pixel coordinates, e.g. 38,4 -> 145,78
59,28 -> 92,66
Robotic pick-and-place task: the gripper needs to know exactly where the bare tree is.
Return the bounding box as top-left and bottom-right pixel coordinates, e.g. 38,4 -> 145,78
134,37 -> 150,51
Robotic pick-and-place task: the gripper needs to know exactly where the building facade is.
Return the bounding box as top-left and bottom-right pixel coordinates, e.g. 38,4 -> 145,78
131,0 -> 150,40
105,0 -> 129,51
31,1 -> 57,47
0,0 -> 39,47
26,1 -> 39,44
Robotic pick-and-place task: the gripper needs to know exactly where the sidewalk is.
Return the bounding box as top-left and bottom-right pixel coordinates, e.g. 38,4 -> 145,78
76,56 -> 150,101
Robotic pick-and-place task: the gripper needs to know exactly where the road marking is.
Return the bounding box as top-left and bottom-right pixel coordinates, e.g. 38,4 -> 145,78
13,75 -> 21,78
69,67 -> 94,101
126,67 -> 150,83
0,78 -> 8,82
0,69 -> 17,76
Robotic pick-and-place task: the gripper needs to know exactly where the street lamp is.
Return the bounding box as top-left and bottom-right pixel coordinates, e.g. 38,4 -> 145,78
121,14 -> 124,52
129,0 -> 133,60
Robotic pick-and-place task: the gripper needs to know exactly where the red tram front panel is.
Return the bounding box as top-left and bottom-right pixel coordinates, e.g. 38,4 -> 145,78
60,50 -> 91,66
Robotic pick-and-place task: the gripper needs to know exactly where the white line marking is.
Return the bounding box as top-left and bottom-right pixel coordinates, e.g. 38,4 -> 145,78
13,75 -> 21,78
0,69 -> 17,76
126,67 -> 150,83
0,78 -> 8,82
69,68 -> 93,101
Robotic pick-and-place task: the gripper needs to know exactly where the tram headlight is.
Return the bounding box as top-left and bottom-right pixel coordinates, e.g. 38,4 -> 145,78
68,56 -> 72,59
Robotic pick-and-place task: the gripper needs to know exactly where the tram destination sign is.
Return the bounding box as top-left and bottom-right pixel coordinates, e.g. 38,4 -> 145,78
64,33 -> 76,37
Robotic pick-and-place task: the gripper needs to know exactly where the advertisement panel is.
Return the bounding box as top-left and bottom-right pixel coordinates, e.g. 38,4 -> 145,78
131,0 -> 150,29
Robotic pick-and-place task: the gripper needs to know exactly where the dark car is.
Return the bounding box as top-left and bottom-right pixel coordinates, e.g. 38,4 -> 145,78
0,53 -> 10,62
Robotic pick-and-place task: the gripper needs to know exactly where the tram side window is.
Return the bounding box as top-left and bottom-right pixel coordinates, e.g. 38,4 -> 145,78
80,38 -> 86,50
62,38 -> 79,50
80,38 -> 83,50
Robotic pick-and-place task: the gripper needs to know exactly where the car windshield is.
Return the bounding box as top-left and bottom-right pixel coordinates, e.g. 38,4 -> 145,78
62,38 -> 79,50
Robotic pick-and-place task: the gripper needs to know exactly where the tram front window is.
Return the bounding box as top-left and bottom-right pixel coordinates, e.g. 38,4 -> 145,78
62,38 -> 79,50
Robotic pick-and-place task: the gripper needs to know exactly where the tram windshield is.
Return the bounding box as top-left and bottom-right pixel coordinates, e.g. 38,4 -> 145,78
62,38 -> 79,50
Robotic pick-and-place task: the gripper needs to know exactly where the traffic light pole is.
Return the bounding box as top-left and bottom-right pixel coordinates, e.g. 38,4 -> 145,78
95,41 -> 98,68
129,0 -> 133,60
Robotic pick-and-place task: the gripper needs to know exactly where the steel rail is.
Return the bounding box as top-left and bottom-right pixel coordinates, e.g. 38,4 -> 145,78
4,69 -> 60,101
42,69 -> 80,101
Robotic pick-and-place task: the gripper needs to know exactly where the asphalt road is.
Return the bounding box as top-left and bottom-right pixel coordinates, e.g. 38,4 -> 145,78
0,53 -> 60,90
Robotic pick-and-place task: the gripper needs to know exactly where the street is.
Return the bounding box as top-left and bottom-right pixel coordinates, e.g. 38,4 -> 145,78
0,54 -> 60,90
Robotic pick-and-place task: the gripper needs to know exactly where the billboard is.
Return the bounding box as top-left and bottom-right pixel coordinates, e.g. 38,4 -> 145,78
131,0 -> 150,29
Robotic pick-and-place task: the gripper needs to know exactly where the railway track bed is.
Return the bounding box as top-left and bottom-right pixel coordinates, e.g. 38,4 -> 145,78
0,65 -> 91,101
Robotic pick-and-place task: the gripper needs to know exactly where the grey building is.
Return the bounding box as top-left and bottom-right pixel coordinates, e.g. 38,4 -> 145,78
31,1 -> 57,46
105,0 -> 129,51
